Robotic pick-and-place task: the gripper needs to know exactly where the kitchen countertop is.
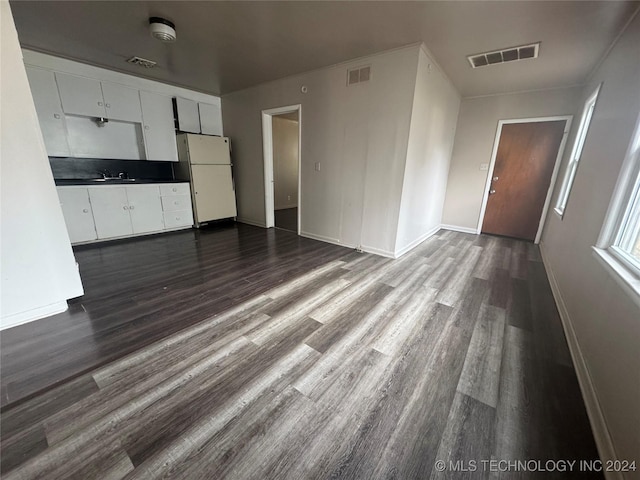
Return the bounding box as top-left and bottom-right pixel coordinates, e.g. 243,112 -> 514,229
55,178 -> 189,186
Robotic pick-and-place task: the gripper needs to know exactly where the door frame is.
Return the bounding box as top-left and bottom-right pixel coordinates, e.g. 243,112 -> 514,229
261,104 -> 302,234
476,115 -> 573,243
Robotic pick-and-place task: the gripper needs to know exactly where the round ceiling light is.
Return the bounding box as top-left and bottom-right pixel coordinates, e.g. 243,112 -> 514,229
149,17 -> 176,43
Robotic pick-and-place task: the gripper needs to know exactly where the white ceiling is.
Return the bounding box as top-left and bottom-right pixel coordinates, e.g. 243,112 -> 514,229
9,1 -> 639,97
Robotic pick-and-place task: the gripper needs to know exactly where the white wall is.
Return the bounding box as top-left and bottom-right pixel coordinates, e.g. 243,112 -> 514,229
272,116 -> 299,210
540,12 -> 640,475
1,2 -> 84,329
442,87 -> 582,230
395,47 -> 460,255
222,44 -> 420,255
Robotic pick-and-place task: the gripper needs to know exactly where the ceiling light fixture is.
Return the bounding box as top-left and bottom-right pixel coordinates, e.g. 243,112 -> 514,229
149,17 -> 176,43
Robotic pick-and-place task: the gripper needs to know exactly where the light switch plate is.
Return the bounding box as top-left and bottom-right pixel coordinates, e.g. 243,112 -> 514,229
479,163 -> 489,171
315,162 -> 321,172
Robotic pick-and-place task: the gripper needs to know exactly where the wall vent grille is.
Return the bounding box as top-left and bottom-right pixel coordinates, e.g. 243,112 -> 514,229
347,65 -> 371,86
127,56 -> 157,68
467,43 -> 540,69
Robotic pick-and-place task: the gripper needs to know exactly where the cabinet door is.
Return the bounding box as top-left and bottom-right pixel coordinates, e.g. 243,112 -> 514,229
139,91 -> 179,162
198,102 -> 223,136
88,187 -> 133,239
25,67 -> 71,157
126,185 -> 164,234
101,82 -> 142,122
191,165 -> 237,222
55,72 -> 106,118
57,188 -> 97,243
175,97 -> 200,133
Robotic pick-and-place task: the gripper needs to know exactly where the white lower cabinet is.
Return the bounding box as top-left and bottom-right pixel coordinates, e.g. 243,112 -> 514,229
126,185 -> 164,234
57,183 -> 192,244
88,187 -> 134,239
57,187 -> 97,243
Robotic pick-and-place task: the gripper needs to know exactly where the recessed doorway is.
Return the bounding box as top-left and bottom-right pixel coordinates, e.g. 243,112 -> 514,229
477,116 -> 572,242
261,105 -> 301,234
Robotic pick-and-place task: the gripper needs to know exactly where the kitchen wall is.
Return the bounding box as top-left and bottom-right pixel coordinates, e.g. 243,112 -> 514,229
1,2 -> 83,329
395,47 -> 460,255
223,44 -> 423,255
272,116 -> 299,210
442,86 -> 582,231
540,11 -> 640,474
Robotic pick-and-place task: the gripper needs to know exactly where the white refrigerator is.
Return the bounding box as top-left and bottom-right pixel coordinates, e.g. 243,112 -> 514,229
175,133 -> 237,226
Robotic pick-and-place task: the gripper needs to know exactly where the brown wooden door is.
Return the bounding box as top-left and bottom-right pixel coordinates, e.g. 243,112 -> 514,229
482,121 -> 565,241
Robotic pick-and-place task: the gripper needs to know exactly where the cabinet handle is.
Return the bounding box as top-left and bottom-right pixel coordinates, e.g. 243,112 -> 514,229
130,205 -> 135,210
144,125 -> 150,130
172,187 -> 177,192
174,201 -> 179,205
82,208 -> 89,213
123,206 -> 128,210
98,101 -> 103,106
105,103 -> 111,108
54,114 -> 61,119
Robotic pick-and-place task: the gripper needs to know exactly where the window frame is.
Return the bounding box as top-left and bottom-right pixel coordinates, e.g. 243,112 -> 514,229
554,84 -> 602,217
593,110 -> 640,305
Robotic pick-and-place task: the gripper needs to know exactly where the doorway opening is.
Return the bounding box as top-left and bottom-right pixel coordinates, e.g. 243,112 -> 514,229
261,105 -> 301,234
477,116 -> 573,243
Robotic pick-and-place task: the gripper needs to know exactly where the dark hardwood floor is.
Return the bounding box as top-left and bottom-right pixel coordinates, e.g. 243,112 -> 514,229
0,226 -> 601,479
275,207 -> 298,232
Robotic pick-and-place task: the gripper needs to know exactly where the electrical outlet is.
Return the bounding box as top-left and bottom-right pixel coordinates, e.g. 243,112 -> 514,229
287,195 -> 291,201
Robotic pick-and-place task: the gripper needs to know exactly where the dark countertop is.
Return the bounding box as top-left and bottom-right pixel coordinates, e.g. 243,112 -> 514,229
55,178 -> 189,186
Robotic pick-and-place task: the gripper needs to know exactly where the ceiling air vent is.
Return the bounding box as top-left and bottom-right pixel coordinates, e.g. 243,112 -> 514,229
347,65 -> 371,86
127,56 -> 157,68
467,43 -> 540,69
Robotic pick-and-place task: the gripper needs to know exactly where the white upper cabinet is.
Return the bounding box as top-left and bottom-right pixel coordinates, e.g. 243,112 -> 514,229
55,72 -> 106,118
100,82 -> 143,122
25,67 -> 70,157
175,97 -> 200,133
198,102 -> 223,136
139,91 -> 179,162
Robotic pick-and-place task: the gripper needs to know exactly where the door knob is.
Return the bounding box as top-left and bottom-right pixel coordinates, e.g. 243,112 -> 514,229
489,189 -> 496,195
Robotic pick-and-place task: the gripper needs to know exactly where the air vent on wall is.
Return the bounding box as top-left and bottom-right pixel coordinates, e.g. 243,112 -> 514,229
127,56 -> 157,68
347,65 -> 371,86
467,43 -> 540,69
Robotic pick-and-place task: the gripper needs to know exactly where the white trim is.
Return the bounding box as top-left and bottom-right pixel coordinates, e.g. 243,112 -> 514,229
394,225 -> 442,258
592,247 -> 640,310
476,116 -> 573,244
440,224 -> 478,235
236,217 -> 267,228
300,231 -> 346,248
261,105 -> 302,234
539,245 -> 623,479
1,301 -> 68,331
360,245 -> 396,258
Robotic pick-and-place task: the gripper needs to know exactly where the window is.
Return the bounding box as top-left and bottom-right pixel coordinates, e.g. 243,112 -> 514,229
594,110 -> 640,300
555,84 -> 601,216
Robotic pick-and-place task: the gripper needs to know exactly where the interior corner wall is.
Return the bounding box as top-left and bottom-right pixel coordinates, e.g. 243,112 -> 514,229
1,2 -> 84,329
539,11 -> 640,472
222,45 -> 420,254
442,86 -> 583,231
395,47 -> 460,255
272,117 -> 299,210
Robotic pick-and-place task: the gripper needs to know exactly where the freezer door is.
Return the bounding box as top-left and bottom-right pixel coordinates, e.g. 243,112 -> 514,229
191,165 -> 237,222
186,134 -> 231,165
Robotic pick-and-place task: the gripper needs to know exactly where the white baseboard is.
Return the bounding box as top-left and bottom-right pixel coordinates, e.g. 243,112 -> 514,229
236,217 -> 267,228
394,224 -> 441,258
360,244 -> 396,258
539,245 -> 622,480
440,224 -> 478,234
1,300 -> 68,331
300,231 -> 347,248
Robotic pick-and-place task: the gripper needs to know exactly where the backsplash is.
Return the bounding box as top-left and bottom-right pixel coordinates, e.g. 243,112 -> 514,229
50,157 -> 178,180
